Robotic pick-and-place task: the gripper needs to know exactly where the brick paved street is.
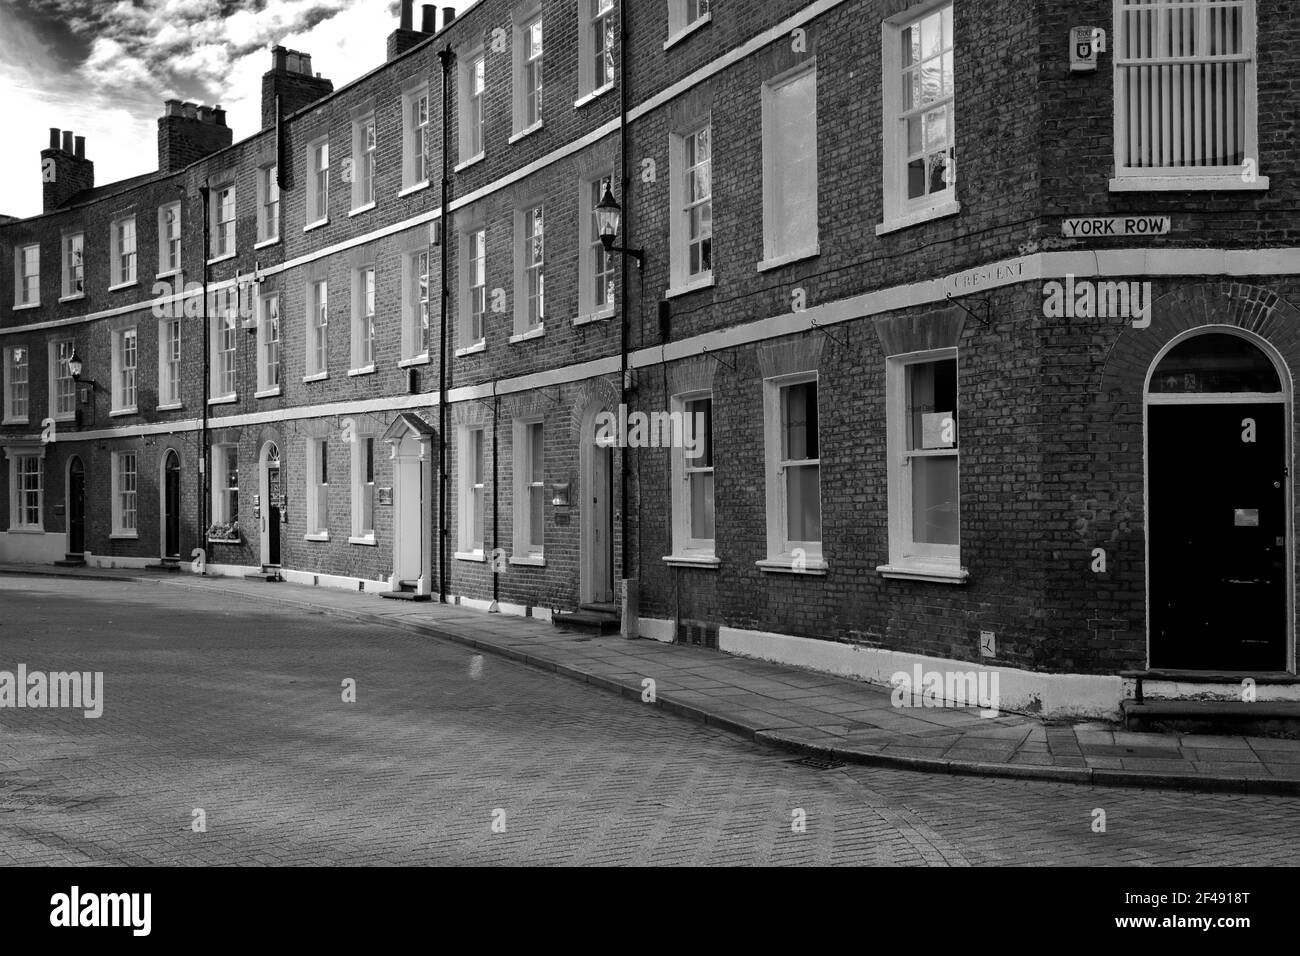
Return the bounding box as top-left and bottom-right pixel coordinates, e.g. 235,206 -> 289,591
2,575 -> 1298,866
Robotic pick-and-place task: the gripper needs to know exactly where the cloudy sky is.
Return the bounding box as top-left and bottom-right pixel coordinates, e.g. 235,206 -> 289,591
0,0 -> 465,219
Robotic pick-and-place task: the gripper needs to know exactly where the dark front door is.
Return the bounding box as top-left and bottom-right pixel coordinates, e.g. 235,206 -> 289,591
267,464 -> 282,566
164,452 -> 181,558
1149,402 -> 1288,671
68,457 -> 85,554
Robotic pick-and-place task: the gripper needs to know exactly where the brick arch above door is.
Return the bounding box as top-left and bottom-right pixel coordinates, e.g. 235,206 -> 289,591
1099,282 -> 1300,402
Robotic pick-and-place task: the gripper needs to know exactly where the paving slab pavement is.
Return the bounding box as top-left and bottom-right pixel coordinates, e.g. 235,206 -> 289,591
5,561 -> 1300,795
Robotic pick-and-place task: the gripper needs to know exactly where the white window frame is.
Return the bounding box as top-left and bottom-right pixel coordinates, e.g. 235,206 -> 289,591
578,172 -> 616,322
306,279 -> 329,379
157,319 -> 181,409
759,372 -> 826,573
403,85 -> 432,191
111,450 -> 138,538
111,327 -> 138,415
351,265 -> 377,373
666,0 -> 712,49
879,1 -> 959,235
350,435 -> 377,544
351,115 -> 377,213
211,305 -> 237,401
403,250 -> 432,363
257,293 -> 281,396
760,63 -> 820,269
512,417 -> 545,563
306,438 -> 330,540
1111,0 -> 1265,191
456,425 -> 487,558
458,48 -> 486,167
211,443 -> 240,528
307,138 -> 330,227
61,232 -> 84,299
667,390 -> 717,565
512,9 -> 545,137
14,244 -> 39,308
6,446 -> 44,532
256,164 -> 280,244
578,0 -> 616,102
668,122 -> 714,295
3,346 -> 29,424
879,348 -> 966,582
211,185 -> 236,261
109,215 -> 137,288
512,203 -> 545,339
459,227 -> 487,351
49,339 -> 76,422
158,202 -> 181,275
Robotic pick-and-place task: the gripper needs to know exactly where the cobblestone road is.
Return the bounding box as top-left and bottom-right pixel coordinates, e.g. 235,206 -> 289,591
1,576 -> 1297,866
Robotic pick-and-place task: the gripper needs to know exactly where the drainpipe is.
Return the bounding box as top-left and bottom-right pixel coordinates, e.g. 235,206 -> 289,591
437,44 -> 454,603
617,0 -> 636,633
490,389 -> 500,612
198,181 -> 211,561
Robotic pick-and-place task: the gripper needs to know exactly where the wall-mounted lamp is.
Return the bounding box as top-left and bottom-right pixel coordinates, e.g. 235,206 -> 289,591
596,184 -> 644,271
551,481 -> 571,508
67,348 -> 98,400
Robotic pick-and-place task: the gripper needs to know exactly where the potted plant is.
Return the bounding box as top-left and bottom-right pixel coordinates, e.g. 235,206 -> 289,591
206,521 -> 241,543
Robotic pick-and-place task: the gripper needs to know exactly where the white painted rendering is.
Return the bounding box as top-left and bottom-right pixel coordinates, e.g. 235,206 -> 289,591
0,531 -> 65,564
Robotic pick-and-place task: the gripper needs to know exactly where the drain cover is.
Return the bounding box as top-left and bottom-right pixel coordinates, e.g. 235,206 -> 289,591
794,755 -> 845,770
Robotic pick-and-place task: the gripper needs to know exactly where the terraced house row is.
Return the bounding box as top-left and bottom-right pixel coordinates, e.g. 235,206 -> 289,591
2,0 -> 1298,721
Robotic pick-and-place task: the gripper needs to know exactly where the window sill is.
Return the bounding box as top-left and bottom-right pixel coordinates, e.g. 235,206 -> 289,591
574,307 -> 615,327
1109,174 -> 1270,192
398,354 -> 431,368
508,325 -> 545,345
109,407 -> 138,418
757,556 -> 828,576
663,554 -> 720,569
348,535 -> 378,547
1,416 -> 28,426
876,562 -> 969,584
10,302 -> 40,311
208,394 -> 237,406
58,293 -> 86,304
107,280 -> 138,292
304,218 -> 329,233
109,532 -> 139,540
254,236 -> 280,250
757,245 -> 820,272
254,387 -> 281,399
876,199 -> 961,237
398,181 -> 430,198
508,122 -> 544,145
455,153 -> 485,173
156,269 -> 180,281
665,274 -> 715,299
574,83 -> 614,109
455,550 -> 486,562
206,537 -> 241,546
348,364 -> 376,377
6,526 -> 46,535
455,340 -> 487,358
155,402 -> 183,412
302,372 -> 329,383
206,252 -> 236,266
664,13 -> 711,50
53,413 -> 76,423
509,555 -> 545,567
348,202 -> 376,218
304,532 -> 331,542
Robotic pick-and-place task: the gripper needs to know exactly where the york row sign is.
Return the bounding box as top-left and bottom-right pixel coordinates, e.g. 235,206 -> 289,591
1061,216 -> 1171,238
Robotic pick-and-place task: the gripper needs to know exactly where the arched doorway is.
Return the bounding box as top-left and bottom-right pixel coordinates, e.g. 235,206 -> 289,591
161,450 -> 181,559
66,456 -> 85,557
1146,330 -> 1291,672
260,442 -> 283,568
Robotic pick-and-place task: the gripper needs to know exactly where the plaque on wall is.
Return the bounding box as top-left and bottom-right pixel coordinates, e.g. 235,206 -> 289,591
377,487 -> 394,505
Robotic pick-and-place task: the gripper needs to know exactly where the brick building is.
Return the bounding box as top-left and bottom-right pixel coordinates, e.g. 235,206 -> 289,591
2,0 -> 1298,719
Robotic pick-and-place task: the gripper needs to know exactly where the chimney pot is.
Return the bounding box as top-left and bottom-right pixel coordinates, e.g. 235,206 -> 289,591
399,0 -> 413,30
421,4 -> 437,32
74,135 -> 85,159
443,6 -> 455,28
165,98 -> 183,116
182,102 -> 198,119
61,130 -> 74,154
272,45 -> 287,71
49,128 -> 61,149
213,106 -> 227,126
198,105 -> 214,123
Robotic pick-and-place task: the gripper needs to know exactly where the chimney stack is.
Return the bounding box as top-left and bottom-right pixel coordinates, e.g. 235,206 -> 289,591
387,0 -> 427,59
157,100 -> 233,173
261,45 -> 334,128
421,4 -> 437,32
443,6 -> 456,28
41,127 -> 95,212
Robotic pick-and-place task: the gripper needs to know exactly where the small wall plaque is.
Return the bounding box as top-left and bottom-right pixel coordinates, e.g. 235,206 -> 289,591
377,487 -> 394,505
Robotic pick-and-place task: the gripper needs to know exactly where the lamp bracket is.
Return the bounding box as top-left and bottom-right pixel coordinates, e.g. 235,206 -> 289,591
945,292 -> 992,328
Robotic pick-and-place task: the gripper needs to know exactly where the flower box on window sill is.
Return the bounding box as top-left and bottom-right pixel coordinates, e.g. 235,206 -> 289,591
206,522 -> 242,544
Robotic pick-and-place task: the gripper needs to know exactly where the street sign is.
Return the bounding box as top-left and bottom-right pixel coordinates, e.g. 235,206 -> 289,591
1070,26 -> 1105,72
1062,215 -> 1171,238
